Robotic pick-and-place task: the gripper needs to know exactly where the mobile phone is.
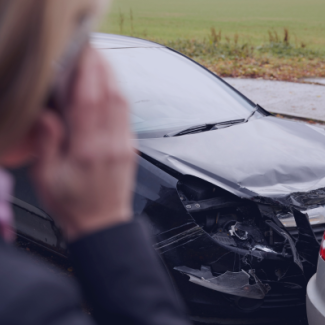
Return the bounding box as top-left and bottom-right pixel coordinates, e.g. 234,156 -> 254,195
47,17 -> 91,116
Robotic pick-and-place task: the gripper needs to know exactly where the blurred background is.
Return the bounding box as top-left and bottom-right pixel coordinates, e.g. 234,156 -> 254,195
98,0 -> 325,82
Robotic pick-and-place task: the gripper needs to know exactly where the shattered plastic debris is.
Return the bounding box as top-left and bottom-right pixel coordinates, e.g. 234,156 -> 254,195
252,244 -> 278,254
229,224 -> 248,240
174,265 -> 271,299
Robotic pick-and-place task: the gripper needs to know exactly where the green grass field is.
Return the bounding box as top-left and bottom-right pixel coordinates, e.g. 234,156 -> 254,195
100,0 -> 325,49
99,0 -> 325,81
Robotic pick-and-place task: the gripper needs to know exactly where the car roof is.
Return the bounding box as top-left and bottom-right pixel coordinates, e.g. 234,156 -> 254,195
91,33 -> 165,49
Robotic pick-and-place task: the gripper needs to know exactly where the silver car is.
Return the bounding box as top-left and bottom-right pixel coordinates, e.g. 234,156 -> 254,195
307,232 -> 325,324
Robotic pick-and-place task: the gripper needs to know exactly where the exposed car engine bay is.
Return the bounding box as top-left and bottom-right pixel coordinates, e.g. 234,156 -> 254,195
174,175 -> 321,309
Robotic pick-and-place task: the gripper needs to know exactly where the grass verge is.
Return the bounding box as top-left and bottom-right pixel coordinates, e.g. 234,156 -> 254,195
199,57 -> 325,82
159,29 -> 325,81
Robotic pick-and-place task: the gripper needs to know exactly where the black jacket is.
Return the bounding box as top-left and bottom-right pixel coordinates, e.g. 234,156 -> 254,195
0,221 -> 191,325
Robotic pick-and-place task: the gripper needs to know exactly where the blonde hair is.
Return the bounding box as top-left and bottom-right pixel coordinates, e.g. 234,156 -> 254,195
0,0 -> 100,154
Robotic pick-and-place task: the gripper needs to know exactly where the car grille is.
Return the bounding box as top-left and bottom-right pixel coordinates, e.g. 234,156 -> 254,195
287,223 -> 325,243
262,291 -> 305,309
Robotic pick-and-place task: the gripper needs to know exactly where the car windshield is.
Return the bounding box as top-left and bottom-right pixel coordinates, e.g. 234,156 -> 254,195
104,47 -> 256,138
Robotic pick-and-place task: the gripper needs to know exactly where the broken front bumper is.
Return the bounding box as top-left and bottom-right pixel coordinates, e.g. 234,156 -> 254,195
154,174 -> 323,316
10,160 -> 325,319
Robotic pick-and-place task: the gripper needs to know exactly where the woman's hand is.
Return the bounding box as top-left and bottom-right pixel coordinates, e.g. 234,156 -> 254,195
32,47 -> 136,242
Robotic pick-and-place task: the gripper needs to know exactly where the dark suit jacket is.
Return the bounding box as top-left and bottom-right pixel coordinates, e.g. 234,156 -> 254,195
0,221 -> 191,325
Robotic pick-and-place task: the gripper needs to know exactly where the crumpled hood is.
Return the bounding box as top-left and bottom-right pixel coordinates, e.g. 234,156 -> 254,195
137,116 -> 325,198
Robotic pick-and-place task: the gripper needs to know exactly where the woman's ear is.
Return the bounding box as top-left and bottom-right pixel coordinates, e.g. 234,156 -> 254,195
0,122 -> 39,169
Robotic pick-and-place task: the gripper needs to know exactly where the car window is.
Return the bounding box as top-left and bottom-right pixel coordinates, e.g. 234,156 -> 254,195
103,47 -> 256,138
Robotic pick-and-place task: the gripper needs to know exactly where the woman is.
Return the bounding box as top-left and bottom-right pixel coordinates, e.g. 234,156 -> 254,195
0,1 -> 190,324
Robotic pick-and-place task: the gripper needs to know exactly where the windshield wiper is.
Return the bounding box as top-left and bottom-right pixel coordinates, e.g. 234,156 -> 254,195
210,119 -> 245,130
164,119 -> 246,137
164,123 -> 216,137
244,104 -> 267,123
245,107 -> 258,122
163,106 -> 263,138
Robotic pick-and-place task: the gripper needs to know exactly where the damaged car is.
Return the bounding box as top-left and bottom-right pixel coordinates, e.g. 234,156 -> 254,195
11,33 -> 325,321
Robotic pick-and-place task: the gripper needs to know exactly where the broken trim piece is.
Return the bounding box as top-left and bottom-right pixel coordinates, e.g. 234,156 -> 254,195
265,220 -> 303,271
174,265 -> 271,299
292,208 -> 320,267
153,226 -> 205,254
